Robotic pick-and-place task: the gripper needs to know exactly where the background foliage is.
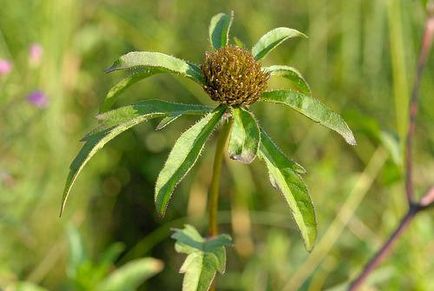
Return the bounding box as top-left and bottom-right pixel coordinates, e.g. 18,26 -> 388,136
0,0 -> 433,290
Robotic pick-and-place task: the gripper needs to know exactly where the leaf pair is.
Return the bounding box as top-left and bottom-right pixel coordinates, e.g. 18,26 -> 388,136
172,225 -> 232,291
60,100 -> 212,216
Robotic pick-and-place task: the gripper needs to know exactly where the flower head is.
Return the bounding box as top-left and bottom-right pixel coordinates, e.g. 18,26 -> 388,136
0,59 -> 12,75
201,46 -> 269,106
27,90 -> 48,108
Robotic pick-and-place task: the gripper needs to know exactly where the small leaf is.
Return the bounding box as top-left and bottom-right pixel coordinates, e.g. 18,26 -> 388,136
258,129 -> 316,250
261,90 -> 357,145
251,27 -> 307,60
97,258 -> 163,291
172,225 -> 232,291
263,65 -> 311,94
100,70 -> 158,112
106,51 -> 205,84
61,100 -> 211,216
209,11 -> 234,49
155,106 -> 226,216
228,107 -> 260,164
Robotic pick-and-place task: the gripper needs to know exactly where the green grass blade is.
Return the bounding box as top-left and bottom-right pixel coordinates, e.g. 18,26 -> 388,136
61,100 -> 212,216
227,107 -> 260,164
155,106 -> 226,216
258,130 -> 316,251
261,90 -> 356,145
106,51 -> 205,84
209,11 -> 234,49
263,65 -> 311,94
251,27 -> 307,60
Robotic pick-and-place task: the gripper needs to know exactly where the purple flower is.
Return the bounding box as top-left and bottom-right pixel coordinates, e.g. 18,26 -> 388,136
27,90 -> 48,108
29,43 -> 43,66
0,59 -> 12,75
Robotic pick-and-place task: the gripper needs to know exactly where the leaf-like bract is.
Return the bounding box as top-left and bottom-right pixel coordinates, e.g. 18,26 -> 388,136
172,225 -> 232,291
263,65 -> 311,94
228,107 -> 260,164
251,27 -> 307,60
61,100 -> 212,216
261,90 -> 357,145
106,51 -> 205,84
209,12 -> 234,49
258,130 -> 316,251
155,106 -> 226,216
97,258 -> 163,291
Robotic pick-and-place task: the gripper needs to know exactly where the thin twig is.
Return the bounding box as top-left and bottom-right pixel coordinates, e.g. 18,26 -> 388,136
349,4 -> 434,290
405,3 -> 434,204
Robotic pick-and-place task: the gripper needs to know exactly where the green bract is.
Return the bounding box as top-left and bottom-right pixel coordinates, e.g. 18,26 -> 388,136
62,11 -> 356,290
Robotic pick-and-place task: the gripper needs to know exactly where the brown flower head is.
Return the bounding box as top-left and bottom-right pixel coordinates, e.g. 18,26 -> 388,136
201,46 -> 269,106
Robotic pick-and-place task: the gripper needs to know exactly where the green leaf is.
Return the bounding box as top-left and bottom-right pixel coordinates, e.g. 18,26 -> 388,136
227,107 -> 260,164
263,65 -> 311,94
261,90 -> 357,145
258,130 -> 316,250
96,258 -> 163,291
100,70 -> 159,112
251,27 -> 307,60
61,100 -> 212,216
172,225 -> 232,291
209,11 -> 234,49
155,106 -> 226,216
106,51 -> 205,84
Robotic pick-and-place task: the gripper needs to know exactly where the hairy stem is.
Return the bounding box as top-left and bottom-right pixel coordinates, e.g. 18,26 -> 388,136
208,119 -> 232,237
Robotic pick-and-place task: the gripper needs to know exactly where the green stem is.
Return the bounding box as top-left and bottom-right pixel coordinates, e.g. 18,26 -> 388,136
208,119 -> 232,237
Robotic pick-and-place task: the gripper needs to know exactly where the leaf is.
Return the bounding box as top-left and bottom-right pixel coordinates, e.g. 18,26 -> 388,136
96,258 -> 163,291
172,225 -> 232,291
263,65 -> 311,94
209,12 -> 234,49
100,70 -> 159,112
61,100 -> 212,216
258,130 -> 316,251
155,106 -> 226,216
251,27 -> 307,60
227,107 -> 260,164
261,90 -> 357,145
106,51 -> 205,84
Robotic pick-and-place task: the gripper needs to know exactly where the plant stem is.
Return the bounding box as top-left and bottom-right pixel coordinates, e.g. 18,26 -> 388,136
208,119 -> 232,237
348,206 -> 418,290
349,5 -> 434,290
405,3 -> 434,205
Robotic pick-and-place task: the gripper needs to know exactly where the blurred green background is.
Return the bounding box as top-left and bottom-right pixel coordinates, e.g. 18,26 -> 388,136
1,0 -> 433,290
